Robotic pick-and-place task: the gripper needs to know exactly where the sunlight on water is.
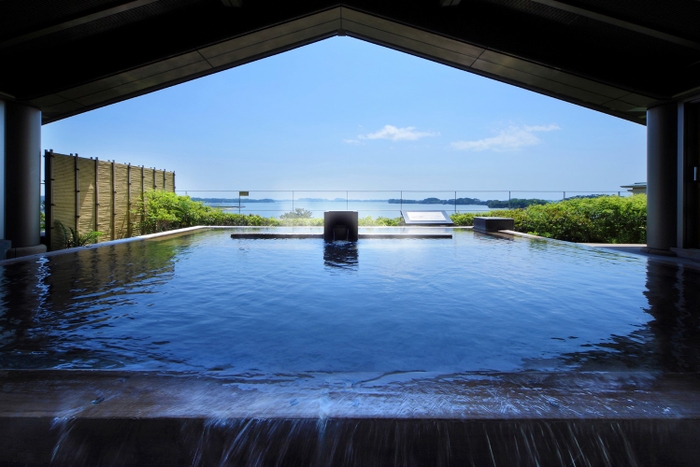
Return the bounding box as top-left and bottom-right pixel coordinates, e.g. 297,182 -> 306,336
1,228 -> 699,377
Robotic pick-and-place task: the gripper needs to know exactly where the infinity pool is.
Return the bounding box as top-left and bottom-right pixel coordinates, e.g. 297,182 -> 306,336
1,228 -> 699,379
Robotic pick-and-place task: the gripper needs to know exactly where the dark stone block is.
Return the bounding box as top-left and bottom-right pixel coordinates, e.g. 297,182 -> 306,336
473,217 -> 514,232
324,211 -> 358,242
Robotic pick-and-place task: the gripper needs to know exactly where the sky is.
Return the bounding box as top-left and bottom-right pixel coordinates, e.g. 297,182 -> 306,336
42,36 -> 646,197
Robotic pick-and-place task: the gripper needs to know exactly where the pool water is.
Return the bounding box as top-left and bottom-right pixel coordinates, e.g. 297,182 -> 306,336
1,228 -> 699,378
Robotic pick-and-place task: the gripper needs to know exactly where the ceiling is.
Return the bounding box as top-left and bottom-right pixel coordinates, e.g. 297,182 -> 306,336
2,0 -> 700,125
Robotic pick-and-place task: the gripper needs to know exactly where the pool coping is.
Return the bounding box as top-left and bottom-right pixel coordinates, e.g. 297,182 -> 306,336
5,225 -> 700,273
2,226 -> 469,264
4,368 -> 699,466
229,232 -> 453,239
1,369 -> 699,420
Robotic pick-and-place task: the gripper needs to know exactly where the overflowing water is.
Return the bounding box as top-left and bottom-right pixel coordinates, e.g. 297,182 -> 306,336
1,228 -> 699,465
40,416 -> 698,466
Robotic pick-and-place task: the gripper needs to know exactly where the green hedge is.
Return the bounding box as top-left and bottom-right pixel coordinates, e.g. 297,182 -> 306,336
134,191 -> 404,233
136,191 -> 646,244
451,195 -> 646,244
134,191 -> 282,233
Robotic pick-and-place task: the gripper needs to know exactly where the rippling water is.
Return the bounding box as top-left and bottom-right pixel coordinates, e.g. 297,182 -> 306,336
1,228 -> 699,377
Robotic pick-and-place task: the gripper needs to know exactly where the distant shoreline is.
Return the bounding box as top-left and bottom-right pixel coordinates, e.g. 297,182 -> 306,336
192,196 -> 569,209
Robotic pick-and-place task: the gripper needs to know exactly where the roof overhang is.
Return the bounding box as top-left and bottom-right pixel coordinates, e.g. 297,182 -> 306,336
24,7 -> 654,124
3,1 -> 700,125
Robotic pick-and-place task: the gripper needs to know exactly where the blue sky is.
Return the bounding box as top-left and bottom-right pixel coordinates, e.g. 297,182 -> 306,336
42,37 -> 646,195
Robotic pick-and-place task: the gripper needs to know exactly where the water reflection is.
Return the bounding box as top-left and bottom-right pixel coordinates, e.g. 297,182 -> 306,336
557,259 -> 700,372
0,241 -> 177,369
323,242 -> 358,272
645,260 -> 700,371
2,234 -> 700,375
0,258 -> 47,347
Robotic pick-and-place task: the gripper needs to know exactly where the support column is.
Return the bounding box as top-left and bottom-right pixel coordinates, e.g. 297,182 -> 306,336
0,101 -> 7,258
646,103 -> 679,254
2,100 -> 46,258
679,102 -> 700,250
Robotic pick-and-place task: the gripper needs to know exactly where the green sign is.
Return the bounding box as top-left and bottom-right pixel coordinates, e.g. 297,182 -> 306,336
239,191 -> 249,196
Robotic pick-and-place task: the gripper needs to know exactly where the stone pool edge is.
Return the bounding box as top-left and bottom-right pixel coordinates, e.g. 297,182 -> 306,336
2,370 -> 699,465
2,369 -> 698,420
1,226 -> 468,265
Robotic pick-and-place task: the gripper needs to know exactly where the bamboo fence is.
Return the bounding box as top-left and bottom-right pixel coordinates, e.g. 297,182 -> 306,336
44,150 -> 175,250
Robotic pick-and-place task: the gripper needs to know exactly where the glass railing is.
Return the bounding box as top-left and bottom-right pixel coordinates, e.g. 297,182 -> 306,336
177,189 -> 629,218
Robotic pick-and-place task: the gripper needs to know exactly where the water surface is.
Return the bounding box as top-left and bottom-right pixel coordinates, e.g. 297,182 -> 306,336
1,229 -> 698,378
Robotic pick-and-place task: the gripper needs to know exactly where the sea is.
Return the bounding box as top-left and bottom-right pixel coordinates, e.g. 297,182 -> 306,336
204,200 -> 494,218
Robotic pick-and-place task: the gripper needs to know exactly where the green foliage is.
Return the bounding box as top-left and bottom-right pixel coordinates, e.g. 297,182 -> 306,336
358,216 -> 402,226
451,195 -> 646,244
486,198 -> 550,209
133,191 -> 646,243
54,221 -> 103,248
280,208 -> 313,219
132,192 -> 411,231
279,217 -> 324,227
133,190 -> 281,234
451,210 -> 526,227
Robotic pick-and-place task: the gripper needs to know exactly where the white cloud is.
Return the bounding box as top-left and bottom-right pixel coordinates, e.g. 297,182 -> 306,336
358,125 -> 439,142
343,139 -> 362,145
451,124 -> 560,152
523,124 -> 560,132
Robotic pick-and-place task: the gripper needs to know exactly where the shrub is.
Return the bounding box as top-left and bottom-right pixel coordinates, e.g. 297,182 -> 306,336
358,216 -> 402,226
54,221 -> 103,248
280,208 -> 313,219
279,217 -> 324,227
451,210 -> 526,227
451,195 -> 646,244
133,190 -> 281,234
521,195 -> 646,243
133,192 -> 646,244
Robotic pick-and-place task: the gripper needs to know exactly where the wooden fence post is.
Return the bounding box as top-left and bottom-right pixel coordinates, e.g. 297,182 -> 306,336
94,157 -> 99,233
141,165 -> 145,228
127,163 -> 132,238
111,160 -> 117,240
74,153 -> 80,234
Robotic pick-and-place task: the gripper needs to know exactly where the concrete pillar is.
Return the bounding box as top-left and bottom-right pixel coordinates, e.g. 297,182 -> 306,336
646,103 -> 679,254
0,101 -> 5,243
679,103 -> 700,250
2,99 -> 46,258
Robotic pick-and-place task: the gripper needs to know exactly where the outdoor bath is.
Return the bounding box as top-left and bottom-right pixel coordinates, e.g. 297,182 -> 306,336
1,227 -> 699,465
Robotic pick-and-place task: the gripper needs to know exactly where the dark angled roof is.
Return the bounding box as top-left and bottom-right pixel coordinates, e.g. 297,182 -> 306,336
2,0 -> 700,124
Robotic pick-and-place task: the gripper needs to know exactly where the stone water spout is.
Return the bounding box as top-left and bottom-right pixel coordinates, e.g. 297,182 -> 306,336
323,211 -> 358,242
